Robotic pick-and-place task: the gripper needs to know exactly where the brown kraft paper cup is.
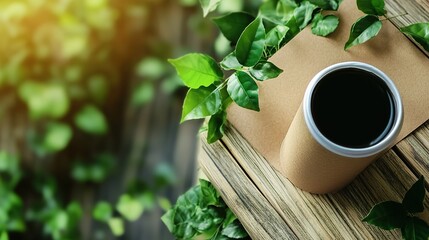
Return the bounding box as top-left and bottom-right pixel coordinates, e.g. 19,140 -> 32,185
279,62 -> 403,194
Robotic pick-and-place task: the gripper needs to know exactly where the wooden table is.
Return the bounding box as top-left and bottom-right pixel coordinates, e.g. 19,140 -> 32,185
198,0 -> 429,239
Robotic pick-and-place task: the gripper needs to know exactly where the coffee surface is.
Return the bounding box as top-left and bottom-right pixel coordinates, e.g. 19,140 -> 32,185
311,68 -> 395,148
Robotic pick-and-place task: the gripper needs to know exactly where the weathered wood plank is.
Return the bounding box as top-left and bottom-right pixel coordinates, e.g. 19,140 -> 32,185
199,133 -> 298,240
385,0 -> 429,56
218,125 -> 423,239
385,0 -> 429,24
394,120 -> 429,180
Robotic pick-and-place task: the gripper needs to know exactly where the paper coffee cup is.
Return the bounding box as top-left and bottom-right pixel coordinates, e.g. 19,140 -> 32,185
280,62 -> 403,194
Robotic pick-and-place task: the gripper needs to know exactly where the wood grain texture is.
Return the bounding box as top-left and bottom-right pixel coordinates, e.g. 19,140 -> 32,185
216,125 -> 429,239
385,0 -> 429,23
395,121 -> 429,181
199,133 -> 298,240
385,0 -> 429,56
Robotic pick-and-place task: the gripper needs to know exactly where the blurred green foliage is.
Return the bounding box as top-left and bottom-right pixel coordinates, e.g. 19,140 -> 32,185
0,152 -> 24,235
0,0 -> 121,156
0,0 -> 183,239
0,0 -> 257,238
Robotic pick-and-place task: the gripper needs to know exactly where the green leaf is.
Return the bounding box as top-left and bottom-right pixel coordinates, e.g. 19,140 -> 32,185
357,0 -> 386,16
0,152 -> 21,188
403,176 -> 426,213
66,202 -> 82,222
220,85 -> 233,110
344,15 -> 382,50
294,1 -> 317,30
308,0 -> 342,10
154,162 -> 176,188
401,217 -> 429,240
132,82 -> 155,106
215,34 -> 233,57
169,53 -> 223,89
7,218 -> 25,232
191,207 -> 223,232
284,16 -> 301,42
235,17 -> 266,67
93,202 -> 112,222
88,164 -> 107,182
158,197 -> 172,212
108,217 -> 124,236
220,52 -> 242,70
227,71 -> 259,111
19,82 -> 69,120
223,208 -> 237,228
259,0 -> 296,25
161,209 -> 175,233
362,201 -> 407,230
249,61 -> 283,81
116,194 -> 144,221
176,184 -> 201,207
164,179 -> 245,239
136,57 -> 167,79
221,220 -> 248,239
71,162 -> 88,182
88,75 -> 108,103
217,0 -> 244,13
74,105 -> 108,135
213,12 -> 255,44
190,208 -> 215,232
207,110 -> 227,144
181,85 -> 222,122
262,18 -> 279,34
199,179 -> 222,207
0,232 -> 8,240
401,23 -> 429,52
42,122 -> 72,153
0,152 -> 18,173
174,205 -> 198,239
200,0 -> 222,17
265,25 -> 289,47
46,210 -> 68,234
311,13 -> 340,37
138,192 -> 156,211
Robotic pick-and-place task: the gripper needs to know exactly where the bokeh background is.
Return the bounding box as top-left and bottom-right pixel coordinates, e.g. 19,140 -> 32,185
0,0 -> 261,239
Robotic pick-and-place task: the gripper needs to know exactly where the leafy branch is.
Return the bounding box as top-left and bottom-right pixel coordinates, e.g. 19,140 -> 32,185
162,179 -> 249,240
345,0 -> 429,51
363,176 -> 429,240
170,0 -> 343,144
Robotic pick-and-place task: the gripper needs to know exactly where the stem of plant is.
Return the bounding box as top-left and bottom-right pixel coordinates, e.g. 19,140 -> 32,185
218,77 -> 229,89
381,12 -> 408,21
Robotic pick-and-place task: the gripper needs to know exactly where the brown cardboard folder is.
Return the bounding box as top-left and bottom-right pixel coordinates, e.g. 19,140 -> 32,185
227,0 -> 429,174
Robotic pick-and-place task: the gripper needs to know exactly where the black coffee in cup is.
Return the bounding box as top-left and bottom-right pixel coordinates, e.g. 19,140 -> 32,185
280,62 -> 403,193
310,68 -> 395,148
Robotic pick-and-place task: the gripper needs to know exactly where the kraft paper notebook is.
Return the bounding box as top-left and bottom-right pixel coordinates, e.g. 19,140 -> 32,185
227,0 -> 429,170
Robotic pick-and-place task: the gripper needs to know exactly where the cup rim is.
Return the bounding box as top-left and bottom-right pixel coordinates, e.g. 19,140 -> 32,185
303,61 -> 403,158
